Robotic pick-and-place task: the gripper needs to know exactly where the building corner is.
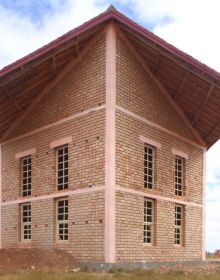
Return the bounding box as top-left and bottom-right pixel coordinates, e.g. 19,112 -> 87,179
105,23 -> 117,263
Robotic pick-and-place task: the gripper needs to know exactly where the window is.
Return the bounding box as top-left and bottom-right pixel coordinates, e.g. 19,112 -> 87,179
56,199 -> 68,241
175,204 -> 183,245
21,203 -> 31,241
21,156 -> 32,196
144,145 -> 154,189
144,199 -> 154,244
175,156 -> 184,196
57,145 -> 69,191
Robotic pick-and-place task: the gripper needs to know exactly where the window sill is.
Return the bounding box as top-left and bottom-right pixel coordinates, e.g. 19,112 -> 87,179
54,240 -> 69,244
174,195 -> 186,201
174,244 -> 184,248
143,188 -> 159,194
143,243 -> 154,247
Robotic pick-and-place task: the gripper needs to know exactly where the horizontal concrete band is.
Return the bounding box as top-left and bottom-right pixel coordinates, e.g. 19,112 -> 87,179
2,185 -> 202,208
1,104 -> 205,151
1,186 -> 105,206
116,105 -> 205,150
2,105 -> 106,146
116,186 -> 203,208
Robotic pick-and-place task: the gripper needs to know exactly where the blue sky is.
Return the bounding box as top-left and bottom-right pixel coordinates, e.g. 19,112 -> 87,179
0,0 -> 220,252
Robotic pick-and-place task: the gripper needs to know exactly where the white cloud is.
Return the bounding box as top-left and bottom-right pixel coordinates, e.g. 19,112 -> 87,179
121,0 -> 220,252
206,186 -> 220,251
206,141 -> 220,184
0,0 -> 107,69
150,0 -> 220,71
1,0 -> 220,252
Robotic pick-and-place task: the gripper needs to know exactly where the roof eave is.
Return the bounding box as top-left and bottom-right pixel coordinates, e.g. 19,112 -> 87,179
1,8 -> 220,83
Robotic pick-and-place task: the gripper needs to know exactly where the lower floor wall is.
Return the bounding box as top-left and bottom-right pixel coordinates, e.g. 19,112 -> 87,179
115,190 -> 203,262
1,188 -> 203,263
1,190 -> 105,262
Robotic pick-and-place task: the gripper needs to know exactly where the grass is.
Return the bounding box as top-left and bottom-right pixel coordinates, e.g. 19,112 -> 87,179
0,269 -> 220,280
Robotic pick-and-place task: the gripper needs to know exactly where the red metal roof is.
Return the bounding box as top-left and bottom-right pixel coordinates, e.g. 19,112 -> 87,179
1,6 -> 220,148
1,6 -> 220,82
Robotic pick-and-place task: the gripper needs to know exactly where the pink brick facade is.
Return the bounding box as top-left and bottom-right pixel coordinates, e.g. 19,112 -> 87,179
1,36 -> 106,262
0,24 -> 205,264
115,37 -> 204,262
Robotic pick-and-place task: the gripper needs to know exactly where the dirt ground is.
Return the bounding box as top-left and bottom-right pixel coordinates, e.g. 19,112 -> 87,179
0,248 -> 78,273
0,248 -> 220,275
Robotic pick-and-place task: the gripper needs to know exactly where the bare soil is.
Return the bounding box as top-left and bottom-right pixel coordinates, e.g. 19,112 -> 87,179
0,248 -> 78,273
0,248 -> 220,278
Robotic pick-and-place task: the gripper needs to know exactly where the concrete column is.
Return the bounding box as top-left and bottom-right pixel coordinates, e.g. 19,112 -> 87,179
202,149 -> 207,260
105,24 -> 116,263
0,145 -> 2,249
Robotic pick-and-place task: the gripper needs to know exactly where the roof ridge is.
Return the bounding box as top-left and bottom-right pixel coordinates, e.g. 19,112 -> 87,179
106,5 -> 117,12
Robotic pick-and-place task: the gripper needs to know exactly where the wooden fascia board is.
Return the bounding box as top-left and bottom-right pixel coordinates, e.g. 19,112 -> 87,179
1,9 -> 220,95
0,37 -> 79,90
1,8 -> 220,91
0,28 -> 106,142
116,26 -> 206,147
0,26 -> 104,90
0,11 -> 112,78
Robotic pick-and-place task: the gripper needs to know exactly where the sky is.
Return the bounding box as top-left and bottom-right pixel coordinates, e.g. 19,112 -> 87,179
0,0 -> 219,252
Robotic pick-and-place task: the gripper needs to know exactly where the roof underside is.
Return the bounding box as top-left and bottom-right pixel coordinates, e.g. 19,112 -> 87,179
0,8 -> 220,148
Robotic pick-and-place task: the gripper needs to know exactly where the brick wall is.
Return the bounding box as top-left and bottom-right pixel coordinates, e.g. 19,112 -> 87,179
115,37 -> 204,262
2,192 -> 105,261
1,204 -> 20,247
0,30 -> 205,264
1,37 -> 106,262
2,110 -> 105,201
116,38 -> 200,143
116,191 -> 203,262
116,111 -> 203,204
9,36 -> 106,140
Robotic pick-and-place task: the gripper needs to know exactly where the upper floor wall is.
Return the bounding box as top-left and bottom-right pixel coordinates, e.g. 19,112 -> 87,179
115,36 -> 204,205
6,36 -> 106,141
116,37 -> 200,144
2,109 -> 105,202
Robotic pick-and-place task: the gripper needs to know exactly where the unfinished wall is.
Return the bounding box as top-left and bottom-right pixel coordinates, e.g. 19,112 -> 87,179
116,37 -> 200,143
8,36 -> 106,140
115,37 -> 204,262
1,192 -> 105,261
2,110 -> 105,201
115,191 -> 203,262
0,30 -> 205,264
116,111 -> 203,203
1,37 -> 106,262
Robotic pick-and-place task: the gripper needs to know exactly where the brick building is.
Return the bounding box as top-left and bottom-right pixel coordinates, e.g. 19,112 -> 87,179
0,6 -> 219,265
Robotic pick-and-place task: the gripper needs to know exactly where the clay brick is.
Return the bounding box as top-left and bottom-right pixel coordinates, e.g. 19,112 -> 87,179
1,32 -> 204,264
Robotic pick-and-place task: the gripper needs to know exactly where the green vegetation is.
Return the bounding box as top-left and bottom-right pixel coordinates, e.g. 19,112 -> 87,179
1,269 -> 220,280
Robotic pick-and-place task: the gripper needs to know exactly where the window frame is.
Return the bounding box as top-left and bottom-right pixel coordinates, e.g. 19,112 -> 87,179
174,204 -> 183,246
175,156 -> 185,196
144,144 -> 155,189
21,155 -> 32,197
21,203 -> 31,242
56,145 -> 69,191
143,198 -> 155,245
56,198 -> 69,242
